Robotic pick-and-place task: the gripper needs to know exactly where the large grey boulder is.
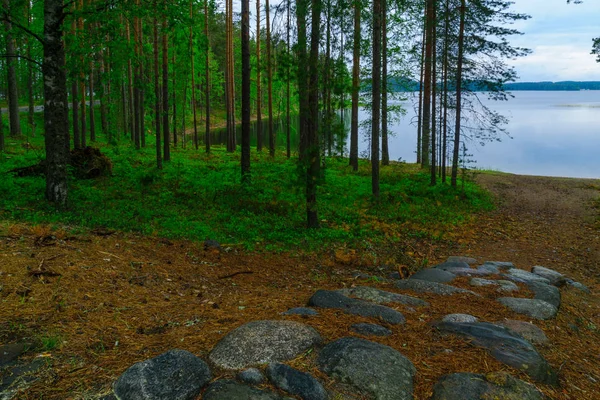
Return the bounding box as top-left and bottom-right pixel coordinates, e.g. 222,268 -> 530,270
442,314 -> 478,324
337,286 -> 428,307
469,278 -> 519,292
237,368 -> 265,385
483,261 -> 515,270
433,260 -> 470,271
505,269 -> 551,285
266,363 -> 328,400
446,256 -> 477,265
528,281 -> 561,309
209,320 -> 321,370
395,279 -> 479,296
283,307 -> 319,316
494,320 -> 549,345
531,266 -> 567,286
435,321 -> 557,385
203,380 -> 290,400
409,268 -> 456,283
113,349 -> 211,400
431,372 -> 544,400
350,323 -> 392,337
498,297 -> 558,320
317,337 -> 415,400
308,290 -> 406,325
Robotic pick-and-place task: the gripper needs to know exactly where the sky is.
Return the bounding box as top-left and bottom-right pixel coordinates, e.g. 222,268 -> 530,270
507,0 -> 600,82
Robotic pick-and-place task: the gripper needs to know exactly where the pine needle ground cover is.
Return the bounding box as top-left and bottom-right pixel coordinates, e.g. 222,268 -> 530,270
0,134 -> 492,252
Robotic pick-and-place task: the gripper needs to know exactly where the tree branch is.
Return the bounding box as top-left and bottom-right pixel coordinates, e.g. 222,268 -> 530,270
0,12 -> 45,44
0,53 -> 43,70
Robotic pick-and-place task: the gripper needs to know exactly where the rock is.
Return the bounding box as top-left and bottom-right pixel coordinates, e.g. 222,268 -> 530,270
113,349 -> 211,400
505,269 -> 551,285
497,280 -> 520,292
395,279 -> 479,296
350,323 -> 392,337
469,278 -> 497,287
498,297 -> 558,320
442,314 -> 478,323
527,281 -> 561,309
531,266 -> 567,286
0,343 -> 29,367
203,380 -> 290,400
494,320 -> 549,345
446,256 -> 477,265
203,239 -> 221,250
0,357 -> 45,400
435,322 -> 557,385
440,267 -> 492,277
566,279 -> 591,293
209,320 -> 321,370
431,372 -> 544,400
484,261 -> 515,270
266,363 -> 328,400
409,268 -> 456,283
337,286 -> 428,307
432,260 -> 470,271
283,307 -> 319,316
318,337 -> 415,400
237,368 -> 265,385
478,264 -> 501,274
308,290 -> 406,325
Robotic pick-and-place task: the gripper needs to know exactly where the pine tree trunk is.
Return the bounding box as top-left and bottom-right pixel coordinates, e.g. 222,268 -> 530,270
451,0 -> 466,187
381,0 -> 389,166
27,2 -> 35,137
442,0 -> 450,183
190,0 -> 198,150
241,0 -> 251,182
44,0 -> 69,206
139,16 -> 145,148
421,0 -> 434,168
286,0 -> 291,158
99,54 -> 109,139
89,62 -> 96,142
325,0 -> 332,157
349,0 -> 360,171
204,0 -> 211,154
0,106 -> 4,151
3,0 -> 22,137
133,9 -> 140,149
372,0 -> 381,197
153,11 -> 162,169
80,79 -> 87,147
416,24 -> 425,164
430,5 -> 437,186
172,52 -> 177,147
266,0 -> 274,156
256,0 -> 262,152
162,15 -> 170,161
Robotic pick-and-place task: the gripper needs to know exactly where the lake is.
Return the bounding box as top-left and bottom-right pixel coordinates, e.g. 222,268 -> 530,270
361,91 -> 600,179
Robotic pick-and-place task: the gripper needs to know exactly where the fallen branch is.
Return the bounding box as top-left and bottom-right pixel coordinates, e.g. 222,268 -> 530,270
218,270 -> 253,280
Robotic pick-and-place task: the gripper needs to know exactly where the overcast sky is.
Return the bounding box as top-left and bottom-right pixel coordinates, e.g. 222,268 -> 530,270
507,0 -> 599,82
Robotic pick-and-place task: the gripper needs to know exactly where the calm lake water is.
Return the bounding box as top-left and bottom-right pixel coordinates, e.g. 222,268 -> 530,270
362,91 -> 600,179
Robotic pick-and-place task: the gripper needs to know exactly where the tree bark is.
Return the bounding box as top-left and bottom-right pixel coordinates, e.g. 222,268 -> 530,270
451,0 -> 466,187
286,0 -> 291,158
349,0 -> 360,171
153,11 -> 162,169
162,15 -> 170,161
416,23 -> 426,164
431,4 -> 437,186
190,0 -> 198,150
371,0 -> 381,197
44,0 -> 69,206
256,0 -> 262,152
421,0 -> 434,168
204,0 -> 211,153
266,0 -> 274,157
241,0 -> 251,183
381,0 -> 389,166
3,0 -> 22,137
89,61 -> 96,142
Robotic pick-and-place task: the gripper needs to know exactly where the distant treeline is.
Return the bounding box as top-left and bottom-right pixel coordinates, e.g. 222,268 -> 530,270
387,79 -> 600,92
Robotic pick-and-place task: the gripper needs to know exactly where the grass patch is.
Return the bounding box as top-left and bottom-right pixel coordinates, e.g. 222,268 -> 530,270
0,131 -> 493,251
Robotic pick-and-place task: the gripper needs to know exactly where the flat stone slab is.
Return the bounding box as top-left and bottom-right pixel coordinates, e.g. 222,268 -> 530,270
497,280 -> 520,292
498,297 -> 558,320
439,267 -> 491,277
446,256 -> 477,264
113,349 -> 211,400
484,261 -> 515,270
308,290 -> 406,325
531,266 -> 566,286
431,372 -> 544,400
494,320 -> 549,345
318,337 -> 415,400
435,322 -> 557,385
395,279 -> 479,296
237,368 -> 265,385
0,357 -> 45,400
505,269 -> 551,285
470,278 -> 519,292
209,320 -> 321,370
442,314 -> 478,323
350,323 -> 392,337
433,260 -> 470,271
266,363 -> 328,400
409,268 -> 456,283
566,279 -> 591,293
0,343 -> 29,367
203,380 -> 291,400
528,281 -> 561,309
337,286 -> 428,307
282,307 -> 319,316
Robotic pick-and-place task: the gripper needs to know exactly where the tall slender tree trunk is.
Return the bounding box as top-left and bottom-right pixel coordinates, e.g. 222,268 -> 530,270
296,0 -> 308,160
421,0 -> 434,168
190,0 -> 198,150
256,0 -> 262,152
27,1 -> 34,137
89,61 -> 96,142
306,0 -> 321,228
349,0 -> 360,171
204,0 -> 211,153
133,8 -> 141,149
71,20 -> 80,149
99,53 -> 109,139
162,15 -> 170,161
381,0 -> 389,166
371,0 -> 381,197
172,52 -> 177,147
442,0 -> 450,183
139,16 -> 145,148
416,24 -> 426,164
451,0 -> 466,187
430,7 -> 437,186
44,0 -> 69,206
126,19 -> 134,142
0,106 -> 4,151
3,0 -> 22,137
325,0 -> 332,157
153,11 -> 162,169
266,0 -> 274,156
286,0 -> 291,158
241,0 -> 251,183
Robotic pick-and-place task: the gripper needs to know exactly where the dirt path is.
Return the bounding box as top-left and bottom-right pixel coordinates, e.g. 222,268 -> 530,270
1,172 -> 599,399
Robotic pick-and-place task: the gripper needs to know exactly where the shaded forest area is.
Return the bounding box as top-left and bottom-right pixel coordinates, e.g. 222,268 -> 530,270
0,0 -> 531,242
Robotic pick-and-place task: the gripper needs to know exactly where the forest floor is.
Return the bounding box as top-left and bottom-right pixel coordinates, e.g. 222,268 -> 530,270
1,171 -> 599,399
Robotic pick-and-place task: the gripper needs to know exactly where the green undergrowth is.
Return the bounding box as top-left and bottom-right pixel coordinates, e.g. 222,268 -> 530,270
0,132 -> 493,251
